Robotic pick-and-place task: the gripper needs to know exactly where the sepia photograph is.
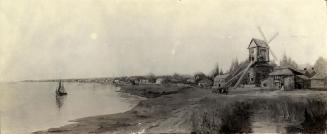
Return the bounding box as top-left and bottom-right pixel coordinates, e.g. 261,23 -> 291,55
0,0 -> 327,133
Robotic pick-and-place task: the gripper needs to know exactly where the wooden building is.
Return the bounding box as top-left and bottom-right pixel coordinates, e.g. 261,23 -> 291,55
269,67 -> 306,90
310,73 -> 327,89
213,74 -> 229,88
248,38 -> 270,63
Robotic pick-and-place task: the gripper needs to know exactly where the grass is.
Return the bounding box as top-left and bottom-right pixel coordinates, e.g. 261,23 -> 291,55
119,84 -> 192,98
191,92 -> 327,133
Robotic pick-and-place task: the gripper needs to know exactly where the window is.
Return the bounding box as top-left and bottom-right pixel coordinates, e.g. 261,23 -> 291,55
260,49 -> 267,58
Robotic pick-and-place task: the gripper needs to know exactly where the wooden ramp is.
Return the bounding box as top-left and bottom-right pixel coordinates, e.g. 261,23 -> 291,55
233,61 -> 254,88
220,61 -> 253,89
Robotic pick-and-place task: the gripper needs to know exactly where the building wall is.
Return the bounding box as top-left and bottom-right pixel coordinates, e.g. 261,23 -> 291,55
271,75 -> 295,90
311,79 -> 327,89
257,47 -> 269,62
284,76 -> 295,90
249,47 -> 257,62
213,78 -> 226,88
261,77 -> 275,89
247,64 -> 273,86
294,76 -> 310,89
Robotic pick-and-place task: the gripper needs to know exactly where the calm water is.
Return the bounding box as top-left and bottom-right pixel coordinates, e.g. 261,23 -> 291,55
0,82 -> 142,134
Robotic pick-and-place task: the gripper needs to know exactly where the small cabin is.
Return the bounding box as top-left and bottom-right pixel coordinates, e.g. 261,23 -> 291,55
248,38 -> 270,63
213,74 -> 229,88
310,73 -> 327,89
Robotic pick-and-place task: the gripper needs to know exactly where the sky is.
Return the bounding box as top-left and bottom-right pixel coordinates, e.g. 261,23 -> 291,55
0,0 -> 326,81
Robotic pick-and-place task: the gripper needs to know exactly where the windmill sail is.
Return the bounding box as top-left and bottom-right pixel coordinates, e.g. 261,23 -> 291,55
257,26 -> 279,63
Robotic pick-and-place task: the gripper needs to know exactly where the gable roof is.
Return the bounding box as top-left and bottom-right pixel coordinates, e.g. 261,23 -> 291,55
311,73 -> 327,80
248,38 -> 269,48
269,67 -> 303,76
214,74 -> 229,81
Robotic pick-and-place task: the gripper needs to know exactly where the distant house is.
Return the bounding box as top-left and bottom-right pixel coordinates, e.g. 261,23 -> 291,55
139,79 -> 150,84
269,67 -> 306,90
198,78 -> 213,88
310,73 -> 327,89
213,74 -> 229,88
186,78 -> 196,84
155,78 -> 165,85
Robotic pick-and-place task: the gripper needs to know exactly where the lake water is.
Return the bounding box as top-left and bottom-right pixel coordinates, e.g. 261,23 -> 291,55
0,82 -> 142,134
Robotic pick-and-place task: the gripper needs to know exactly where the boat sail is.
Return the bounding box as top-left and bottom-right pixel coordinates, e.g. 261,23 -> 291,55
56,80 -> 67,96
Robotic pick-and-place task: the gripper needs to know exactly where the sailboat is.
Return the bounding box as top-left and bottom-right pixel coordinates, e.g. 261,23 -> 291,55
56,80 -> 67,96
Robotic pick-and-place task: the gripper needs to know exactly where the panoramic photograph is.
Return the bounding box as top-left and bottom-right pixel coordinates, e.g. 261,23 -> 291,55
0,0 -> 327,134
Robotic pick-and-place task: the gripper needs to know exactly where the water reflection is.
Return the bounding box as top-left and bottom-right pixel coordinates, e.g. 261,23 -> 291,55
55,95 -> 67,109
286,108 -> 327,133
0,82 -> 141,134
251,98 -> 327,133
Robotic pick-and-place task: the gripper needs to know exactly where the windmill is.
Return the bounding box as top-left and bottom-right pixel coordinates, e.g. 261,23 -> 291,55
231,27 -> 279,89
213,28 -> 280,91
257,26 -> 279,63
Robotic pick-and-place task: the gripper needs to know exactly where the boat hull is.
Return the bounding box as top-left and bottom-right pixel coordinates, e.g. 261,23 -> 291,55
56,92 -> 67,96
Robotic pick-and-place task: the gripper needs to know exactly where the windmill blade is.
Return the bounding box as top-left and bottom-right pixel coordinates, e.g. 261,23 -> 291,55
257,26 -> 268,42
268,32 -> 279,44
270,49 -> 279,62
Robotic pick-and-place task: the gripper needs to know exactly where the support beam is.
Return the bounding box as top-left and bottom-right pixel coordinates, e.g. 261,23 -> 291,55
233,61 -> 254,88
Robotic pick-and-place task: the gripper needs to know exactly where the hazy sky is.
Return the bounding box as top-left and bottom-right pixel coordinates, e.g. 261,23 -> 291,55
0,0 -> 326,81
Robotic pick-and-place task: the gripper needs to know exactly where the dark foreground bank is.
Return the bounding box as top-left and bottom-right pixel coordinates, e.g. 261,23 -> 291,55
34,85 -> 327,134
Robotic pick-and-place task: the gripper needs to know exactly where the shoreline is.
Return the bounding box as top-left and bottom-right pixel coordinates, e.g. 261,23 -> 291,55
33,84 -> 200,134
33,84 -> 327,134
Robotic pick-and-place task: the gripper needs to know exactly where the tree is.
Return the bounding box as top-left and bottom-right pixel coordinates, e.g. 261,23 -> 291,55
280,54 -> 298,69
147,73 -> 156,83
209,63 -> 220,79
229,58 -> 240,73
313,57 -> 327,74
219,69 -> 224,75
194,72 -> 207,83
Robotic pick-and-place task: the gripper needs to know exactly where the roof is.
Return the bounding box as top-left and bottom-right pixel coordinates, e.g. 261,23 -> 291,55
298,69 -> 306,74
269,67 -> 303,76
248,38 -> 269,48
198,78 -> 213,83
297,75 -> 309,80
311,73 -> 327,80
214,74 -> 229,81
